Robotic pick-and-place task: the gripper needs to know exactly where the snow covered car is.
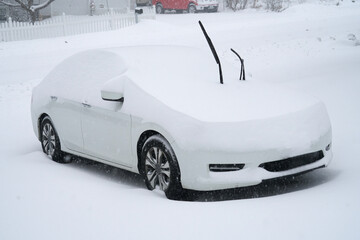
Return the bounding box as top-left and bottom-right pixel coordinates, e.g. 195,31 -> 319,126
31,44 -> 332,199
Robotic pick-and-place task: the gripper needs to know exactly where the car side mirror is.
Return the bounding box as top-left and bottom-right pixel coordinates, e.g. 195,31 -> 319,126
101,89 -> 124,102
101,75 -> 128,102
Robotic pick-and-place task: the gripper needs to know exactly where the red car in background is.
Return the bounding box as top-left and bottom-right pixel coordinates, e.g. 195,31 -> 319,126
152,0 -> 219,14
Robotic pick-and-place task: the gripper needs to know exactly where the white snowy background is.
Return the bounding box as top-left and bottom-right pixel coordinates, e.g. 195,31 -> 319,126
1,1 -> 360,239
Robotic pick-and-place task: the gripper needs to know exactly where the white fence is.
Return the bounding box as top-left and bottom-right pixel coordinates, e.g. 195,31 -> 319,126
0,7 -> 156,42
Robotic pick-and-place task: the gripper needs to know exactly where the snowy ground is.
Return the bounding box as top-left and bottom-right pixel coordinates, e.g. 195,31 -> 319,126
1,1 -> 360,239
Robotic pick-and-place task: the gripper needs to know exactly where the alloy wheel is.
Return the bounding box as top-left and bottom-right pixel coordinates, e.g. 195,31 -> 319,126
145,147 -> 171,191
42,123 -> 56,157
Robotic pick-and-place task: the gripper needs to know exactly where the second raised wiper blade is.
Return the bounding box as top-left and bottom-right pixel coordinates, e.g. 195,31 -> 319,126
231,48 -> 245,81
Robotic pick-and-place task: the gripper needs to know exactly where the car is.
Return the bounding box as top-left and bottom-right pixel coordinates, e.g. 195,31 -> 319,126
152,0 -> 218,14
31,23 -> 332,199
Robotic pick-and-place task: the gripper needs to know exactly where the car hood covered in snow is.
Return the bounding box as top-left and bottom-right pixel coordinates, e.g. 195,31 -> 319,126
111,46 -> 322,122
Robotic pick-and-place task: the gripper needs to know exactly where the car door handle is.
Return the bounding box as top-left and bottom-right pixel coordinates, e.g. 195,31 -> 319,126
50,96 -> 57,101
82,103 -> 91,108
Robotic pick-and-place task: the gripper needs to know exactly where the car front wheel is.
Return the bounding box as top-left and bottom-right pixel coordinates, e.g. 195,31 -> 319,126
188,4 -> 196,13
141,135 -> 183,199
40,116 -> 68,163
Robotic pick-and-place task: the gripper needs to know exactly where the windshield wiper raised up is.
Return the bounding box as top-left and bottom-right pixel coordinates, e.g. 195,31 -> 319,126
199,21 -> 246,83
231,48 -> 245,81
199,21 -> 223,84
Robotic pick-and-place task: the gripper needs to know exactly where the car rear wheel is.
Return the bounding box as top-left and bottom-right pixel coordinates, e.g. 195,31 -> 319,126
156,3 -> 164,14
40,117 -> 69,163
188,4 -> 196,13
141,135 -> 183,199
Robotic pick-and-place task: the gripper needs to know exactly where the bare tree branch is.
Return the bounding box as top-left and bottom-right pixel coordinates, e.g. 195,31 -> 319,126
14,0 -> 31,11
0,1 -> 20,7
30,0 -> 55,12
1,0 -> 56,23
1,0 -> 55,11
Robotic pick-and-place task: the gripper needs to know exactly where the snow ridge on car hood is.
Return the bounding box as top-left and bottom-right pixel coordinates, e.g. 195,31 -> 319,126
109,46 -> 321,122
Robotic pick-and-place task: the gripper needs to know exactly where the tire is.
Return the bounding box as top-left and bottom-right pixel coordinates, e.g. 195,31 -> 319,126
211,7 -> 218,12
156,3 -> 164,14
141,135 -> 183,199
40,116 -> 68,163
207,6 -> 218,12
188,4 -> 196,13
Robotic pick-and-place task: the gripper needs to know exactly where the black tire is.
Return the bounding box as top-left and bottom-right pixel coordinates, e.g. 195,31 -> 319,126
156,3 -> 164,14
141,135 -> 183,199
40,116 -> 69,163
208,7 -> 218,12
188,4 -> 196,13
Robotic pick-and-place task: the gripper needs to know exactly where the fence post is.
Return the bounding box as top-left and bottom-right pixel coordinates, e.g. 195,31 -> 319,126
109,8 -> 115,30
62,13 -> 67,36
135,11 -> 139,24
8,17 -> 14,41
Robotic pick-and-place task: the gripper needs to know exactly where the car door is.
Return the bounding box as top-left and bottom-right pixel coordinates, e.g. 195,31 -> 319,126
49,96 -> 84,153
178,0 -> 188,9
81,98 -> 133,167
161,0 -> 171,9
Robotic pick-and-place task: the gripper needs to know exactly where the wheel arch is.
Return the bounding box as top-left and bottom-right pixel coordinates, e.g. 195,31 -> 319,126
188,2 -> 197,11
135,126 -> 179,172
137,130 -> 183,197
37,113 -> 63,152
136,130 -> 164,173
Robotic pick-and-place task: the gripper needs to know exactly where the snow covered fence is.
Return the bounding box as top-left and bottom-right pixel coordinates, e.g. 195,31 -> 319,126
0,7 -> 156,42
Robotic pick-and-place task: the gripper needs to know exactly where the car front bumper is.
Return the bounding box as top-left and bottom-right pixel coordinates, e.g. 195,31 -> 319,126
172,102 -> 333,191
175,140 -> 332,191
198,148 -> 331,191
196,4 -> 218,11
